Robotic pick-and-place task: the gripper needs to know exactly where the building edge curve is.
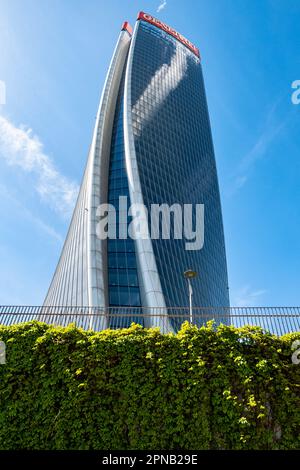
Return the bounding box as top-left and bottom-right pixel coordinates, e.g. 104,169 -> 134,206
123,21 -> 173,332
43,27 -> 132,323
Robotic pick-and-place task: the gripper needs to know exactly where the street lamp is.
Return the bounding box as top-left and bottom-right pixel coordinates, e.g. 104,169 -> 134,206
183,269 -> 198,324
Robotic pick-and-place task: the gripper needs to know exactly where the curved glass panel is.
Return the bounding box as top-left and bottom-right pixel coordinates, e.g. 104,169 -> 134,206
107,72 -> 143,327
130,20 -> 230,326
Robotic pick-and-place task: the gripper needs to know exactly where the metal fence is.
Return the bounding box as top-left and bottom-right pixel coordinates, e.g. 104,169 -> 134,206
0,305 -> 299,335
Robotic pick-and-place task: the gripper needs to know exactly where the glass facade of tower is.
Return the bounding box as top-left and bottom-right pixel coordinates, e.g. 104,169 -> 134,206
107,72 -> 143,327
43,12 -> 230,331
130,19 -> 229,310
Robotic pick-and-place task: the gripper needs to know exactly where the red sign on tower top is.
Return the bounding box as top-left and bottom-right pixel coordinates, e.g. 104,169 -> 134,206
137,11 -> 200,59
122,21 -> 133,36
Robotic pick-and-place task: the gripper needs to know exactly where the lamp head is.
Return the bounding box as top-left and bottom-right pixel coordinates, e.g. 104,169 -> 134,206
184,269 -> 197,279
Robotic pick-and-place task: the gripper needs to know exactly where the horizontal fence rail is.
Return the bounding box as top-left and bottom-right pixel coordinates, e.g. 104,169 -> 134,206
0,306 -> 299,335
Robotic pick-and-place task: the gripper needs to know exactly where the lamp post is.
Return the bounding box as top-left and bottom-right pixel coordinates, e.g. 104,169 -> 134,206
183,269 -> 197,324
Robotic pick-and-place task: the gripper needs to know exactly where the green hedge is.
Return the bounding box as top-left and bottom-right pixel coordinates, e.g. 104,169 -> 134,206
0,321 -> 299,450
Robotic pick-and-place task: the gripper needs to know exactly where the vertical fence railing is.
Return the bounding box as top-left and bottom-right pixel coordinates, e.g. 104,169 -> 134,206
0,306 -> 299,335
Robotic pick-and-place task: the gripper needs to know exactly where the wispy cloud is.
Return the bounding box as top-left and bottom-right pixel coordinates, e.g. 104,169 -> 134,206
230,99 -> 286,194
233,285 -> 267,307
0,115 -> 79,218
0,183 -> 63,243
235,122 -> 284,190
157,0 -> 167,13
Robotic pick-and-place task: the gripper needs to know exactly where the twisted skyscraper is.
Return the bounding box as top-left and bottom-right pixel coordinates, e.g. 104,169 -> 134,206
44,12 -> 229,327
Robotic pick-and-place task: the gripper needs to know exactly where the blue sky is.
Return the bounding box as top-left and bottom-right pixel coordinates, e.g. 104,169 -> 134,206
0,0 -> 299,306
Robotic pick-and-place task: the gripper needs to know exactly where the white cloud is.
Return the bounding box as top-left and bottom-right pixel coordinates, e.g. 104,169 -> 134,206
238,122 -> 284,176
0,183 -> 63,243
233,285 -> 267,307
157,0 -> 167,13
0,115 -> 79,218
230,100 -> 287,195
